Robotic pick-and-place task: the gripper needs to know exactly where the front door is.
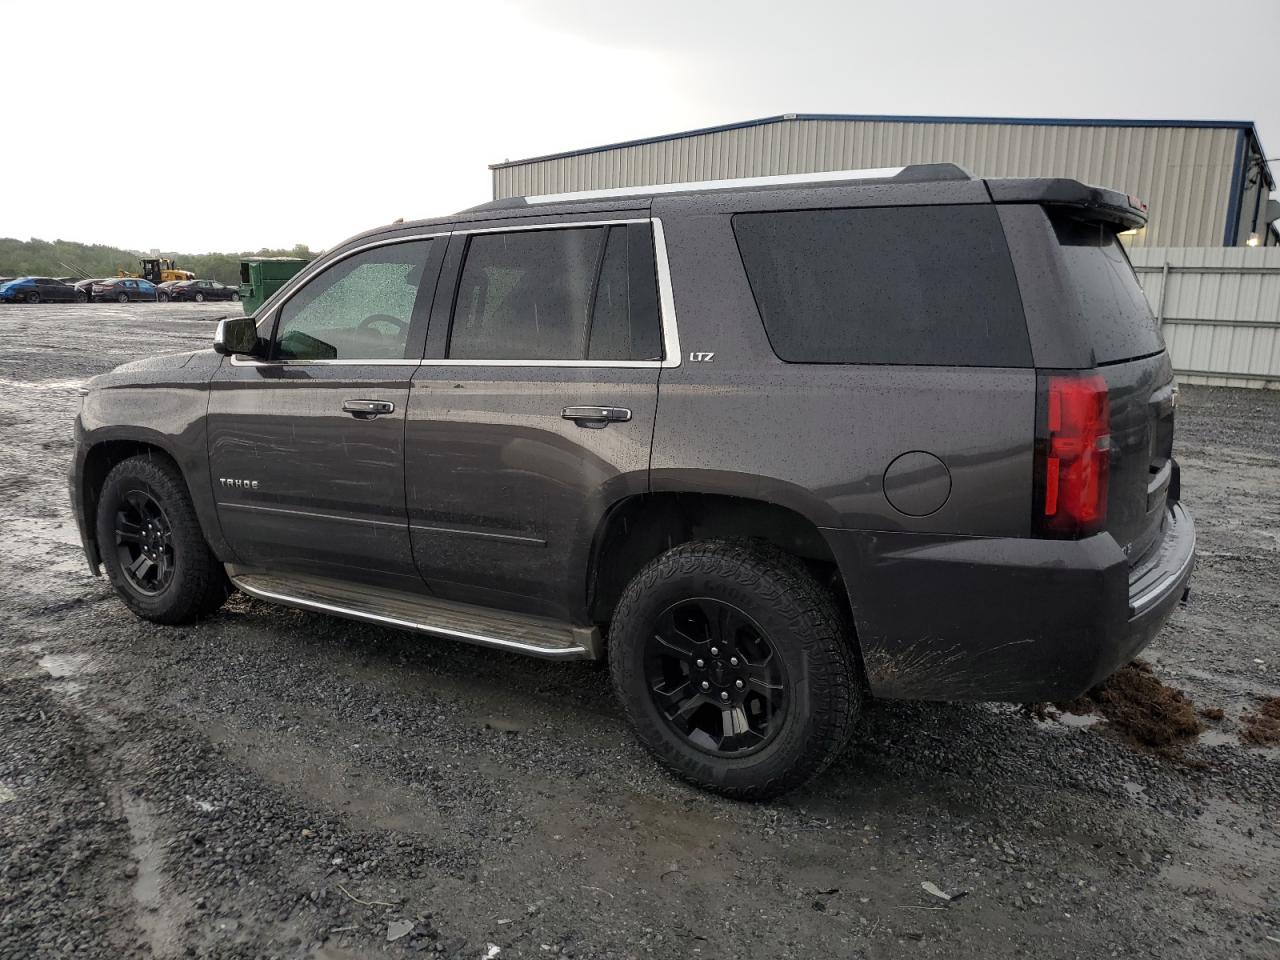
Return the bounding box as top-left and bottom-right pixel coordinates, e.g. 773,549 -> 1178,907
207,236 -> 443,591
405,219 -> 669,622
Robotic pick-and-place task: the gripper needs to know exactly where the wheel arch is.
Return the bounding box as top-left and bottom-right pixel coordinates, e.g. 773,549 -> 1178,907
585,490 -> 854,634
77,435 -> 226,573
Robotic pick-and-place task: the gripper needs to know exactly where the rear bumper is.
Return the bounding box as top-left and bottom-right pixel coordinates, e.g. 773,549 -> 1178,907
823,503 -> 1195,702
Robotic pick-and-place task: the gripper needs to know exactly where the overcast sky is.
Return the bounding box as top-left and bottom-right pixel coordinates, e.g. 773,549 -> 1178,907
3,0 -> 1276,253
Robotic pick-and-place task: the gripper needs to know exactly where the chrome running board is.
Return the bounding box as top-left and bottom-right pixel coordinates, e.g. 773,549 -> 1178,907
226,566 -> 600,660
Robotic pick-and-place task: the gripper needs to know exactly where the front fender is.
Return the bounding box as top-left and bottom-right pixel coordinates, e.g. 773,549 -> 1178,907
72,353 -> 230,571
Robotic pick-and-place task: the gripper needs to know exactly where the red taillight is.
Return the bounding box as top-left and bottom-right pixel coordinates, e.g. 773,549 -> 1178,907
1039,374 -> 1109,537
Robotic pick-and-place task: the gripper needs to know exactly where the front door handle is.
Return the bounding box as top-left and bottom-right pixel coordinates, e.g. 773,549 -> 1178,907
343,399 -> 395,419
562,406 -> 632,428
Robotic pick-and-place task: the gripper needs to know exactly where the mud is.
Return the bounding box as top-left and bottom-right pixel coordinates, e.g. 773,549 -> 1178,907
1,304 -> 1278,959
1057,660 -> 1203,750
1241,698 -> 1280,747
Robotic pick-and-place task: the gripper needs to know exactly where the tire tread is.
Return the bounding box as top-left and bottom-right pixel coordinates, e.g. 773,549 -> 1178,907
96,454 -> 229,625
609,539 -> 860,800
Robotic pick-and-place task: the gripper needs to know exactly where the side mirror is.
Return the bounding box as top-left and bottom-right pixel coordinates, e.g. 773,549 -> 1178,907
213,316 -> 262,357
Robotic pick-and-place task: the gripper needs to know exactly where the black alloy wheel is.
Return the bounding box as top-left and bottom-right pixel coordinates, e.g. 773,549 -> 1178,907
113,488 -> 175,596
94,454 -> 230,623
25,292 -> 39,304
76,291 -> 87,303
609,539 -> 862,799
645,597 -> 787,756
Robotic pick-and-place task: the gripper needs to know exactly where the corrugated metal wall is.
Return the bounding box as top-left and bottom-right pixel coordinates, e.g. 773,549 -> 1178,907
493,119 -> 1241,247
1129,246 -> 1280,387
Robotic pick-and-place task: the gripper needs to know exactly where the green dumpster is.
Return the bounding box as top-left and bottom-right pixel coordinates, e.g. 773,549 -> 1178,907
238,257 -> 309,315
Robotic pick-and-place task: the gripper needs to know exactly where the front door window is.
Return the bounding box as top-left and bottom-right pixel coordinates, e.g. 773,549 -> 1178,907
273,241 -> 433,361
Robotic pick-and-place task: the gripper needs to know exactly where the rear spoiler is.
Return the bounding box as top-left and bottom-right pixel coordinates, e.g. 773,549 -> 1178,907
984,177 -> 1148,231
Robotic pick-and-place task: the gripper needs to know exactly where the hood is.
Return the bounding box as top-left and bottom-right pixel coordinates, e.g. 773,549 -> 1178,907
86,348 -> 223,390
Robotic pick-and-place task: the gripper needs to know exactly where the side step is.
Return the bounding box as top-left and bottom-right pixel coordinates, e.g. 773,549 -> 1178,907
226,566 -> 601,660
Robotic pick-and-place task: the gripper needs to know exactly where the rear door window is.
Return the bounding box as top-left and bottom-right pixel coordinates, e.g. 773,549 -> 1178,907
448,224 -> 662,362
733,205 -> 1031,366
1049,216 -> 1163,363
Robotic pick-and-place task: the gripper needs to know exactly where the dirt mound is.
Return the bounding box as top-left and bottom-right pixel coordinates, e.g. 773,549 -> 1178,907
1241,698 -> 1280,746
1057,660 -> 1202,749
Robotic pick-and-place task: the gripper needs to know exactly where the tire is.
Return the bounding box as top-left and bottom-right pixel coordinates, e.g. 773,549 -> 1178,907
157,292 -> 169,303
95,454 -> 230,625
194,292 -> 205,302
76,292 -> 88,303
117,292 -> 129,303
230,292 -> 239,301
25,292 -> 39,304
609,539 -> 861,800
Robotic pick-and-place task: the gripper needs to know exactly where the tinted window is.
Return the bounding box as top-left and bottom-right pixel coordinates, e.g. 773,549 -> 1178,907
274,240 -> 432,361
1050,216 -> 1163,363
588,225 -> 662,361
733,205 -> 1031,366
448,224 -> 661,361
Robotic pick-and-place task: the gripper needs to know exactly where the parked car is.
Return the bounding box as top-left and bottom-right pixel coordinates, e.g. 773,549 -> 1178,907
74,278 -> 110,300
70,165 -> 1194,799
0,276 -> 84,303
90,278 -> 159,303
167,279 -> 239,303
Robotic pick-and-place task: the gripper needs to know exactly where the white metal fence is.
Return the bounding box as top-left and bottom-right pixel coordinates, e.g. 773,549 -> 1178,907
1128,247 -> 1280,388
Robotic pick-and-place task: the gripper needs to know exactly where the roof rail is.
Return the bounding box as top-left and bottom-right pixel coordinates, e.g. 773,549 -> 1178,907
512,163 -> 970,206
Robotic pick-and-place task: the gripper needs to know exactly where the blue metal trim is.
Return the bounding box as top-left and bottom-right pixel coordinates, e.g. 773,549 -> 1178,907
1224,130 -> 1248,246
491,113 -> 1263,170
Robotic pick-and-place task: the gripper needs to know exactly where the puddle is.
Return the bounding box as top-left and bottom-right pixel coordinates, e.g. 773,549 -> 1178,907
39,651 -> 92,678
1198,729 -> 1236,748
122,793 -> 185,956
0,377 -> 86,392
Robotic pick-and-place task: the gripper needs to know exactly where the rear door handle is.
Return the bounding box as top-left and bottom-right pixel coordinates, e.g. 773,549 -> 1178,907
343,399 -> 395,419
562,405 -> 632,428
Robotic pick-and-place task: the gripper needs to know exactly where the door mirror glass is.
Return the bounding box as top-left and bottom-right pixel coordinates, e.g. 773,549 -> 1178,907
213,316 -> 262,356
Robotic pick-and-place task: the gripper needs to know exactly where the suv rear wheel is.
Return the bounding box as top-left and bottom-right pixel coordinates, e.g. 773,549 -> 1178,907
609,540 -> 861,800
95,454 -> 230,624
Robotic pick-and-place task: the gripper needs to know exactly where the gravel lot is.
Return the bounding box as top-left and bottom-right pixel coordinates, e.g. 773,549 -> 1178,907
1,303 -> 1277,959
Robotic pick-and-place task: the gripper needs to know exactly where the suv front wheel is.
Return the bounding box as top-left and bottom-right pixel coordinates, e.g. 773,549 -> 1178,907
95,454 -> 230,624
609,540 -> 861,800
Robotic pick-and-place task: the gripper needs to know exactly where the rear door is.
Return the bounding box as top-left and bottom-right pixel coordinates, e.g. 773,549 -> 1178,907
207,235 -> 444,591
404,217 -> 667,622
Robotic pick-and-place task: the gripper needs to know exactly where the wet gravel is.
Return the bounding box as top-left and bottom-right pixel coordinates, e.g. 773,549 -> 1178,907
0,303 -> 1277,959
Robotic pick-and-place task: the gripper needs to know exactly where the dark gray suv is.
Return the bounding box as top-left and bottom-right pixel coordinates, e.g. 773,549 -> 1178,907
70,164 -> 1195,798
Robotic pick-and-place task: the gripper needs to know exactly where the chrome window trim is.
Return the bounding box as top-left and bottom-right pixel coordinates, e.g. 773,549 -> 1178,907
253,230 -> 451,321
230,356 -> 422,367
425,216 -> 679,369
231,218 -> 681,370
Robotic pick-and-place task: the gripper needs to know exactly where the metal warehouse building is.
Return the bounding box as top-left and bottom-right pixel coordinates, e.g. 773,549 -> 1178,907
491,114 -> 1278,248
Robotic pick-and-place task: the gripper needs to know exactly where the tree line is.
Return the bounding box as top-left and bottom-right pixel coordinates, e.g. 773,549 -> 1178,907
0,237 -> 315,286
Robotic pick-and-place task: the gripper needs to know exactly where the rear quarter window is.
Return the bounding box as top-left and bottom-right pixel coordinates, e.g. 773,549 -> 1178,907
733,204 -> 1031,367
